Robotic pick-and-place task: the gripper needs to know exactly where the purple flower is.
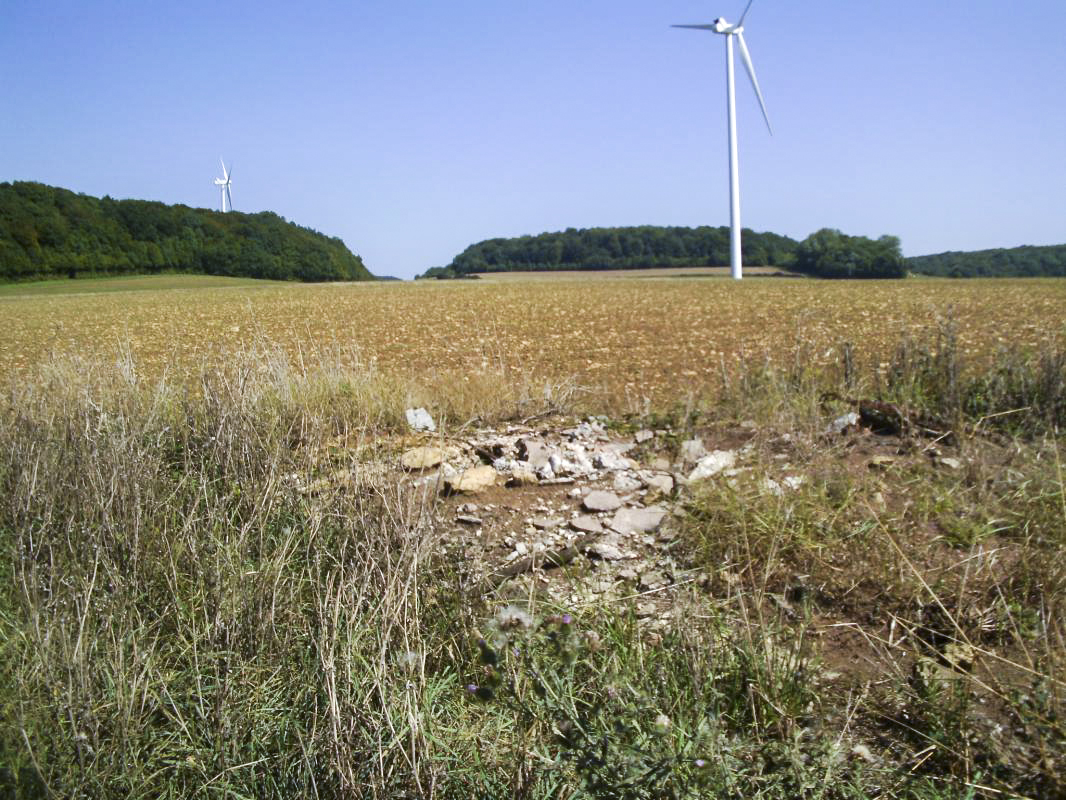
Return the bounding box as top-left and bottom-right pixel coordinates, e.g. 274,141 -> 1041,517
466,684 -> 478,694
561,613 -> 573,625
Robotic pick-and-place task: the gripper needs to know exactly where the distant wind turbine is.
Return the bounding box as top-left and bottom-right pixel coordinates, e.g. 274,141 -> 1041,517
674,0 -> 772,280
214,159 -> 233,212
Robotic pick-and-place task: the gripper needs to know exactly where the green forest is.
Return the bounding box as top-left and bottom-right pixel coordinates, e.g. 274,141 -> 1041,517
907,244 -> 1066,277
0,182 -> 373,282
792,228 -> 907,279
420,225 -> 908,279
422,225 -> 1065,280
421,225 -> 800,278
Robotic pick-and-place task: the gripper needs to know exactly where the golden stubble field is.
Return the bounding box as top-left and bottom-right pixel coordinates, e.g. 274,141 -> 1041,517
2,275 -> 1064,405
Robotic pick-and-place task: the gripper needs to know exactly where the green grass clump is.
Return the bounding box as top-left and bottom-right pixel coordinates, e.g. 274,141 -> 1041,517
460,604 -> 876,799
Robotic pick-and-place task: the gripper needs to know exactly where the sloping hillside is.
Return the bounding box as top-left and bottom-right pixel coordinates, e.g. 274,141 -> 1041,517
0,182 -> 373,282
908,244 -> 1066,277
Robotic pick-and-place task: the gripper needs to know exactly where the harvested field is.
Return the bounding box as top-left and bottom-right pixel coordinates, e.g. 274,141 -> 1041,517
2,276 -> 1063,409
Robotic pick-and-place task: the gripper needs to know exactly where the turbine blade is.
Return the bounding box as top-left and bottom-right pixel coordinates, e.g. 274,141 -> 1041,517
226,186 -> 233,211
737,32 -> 772,135
737,0 -> 756,27
672,24 -> 716,30
220,158 -> 228,180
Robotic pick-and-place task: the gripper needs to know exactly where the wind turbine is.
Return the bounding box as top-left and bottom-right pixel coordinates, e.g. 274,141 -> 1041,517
214,159 -> 233,212
674,0 -> 772,280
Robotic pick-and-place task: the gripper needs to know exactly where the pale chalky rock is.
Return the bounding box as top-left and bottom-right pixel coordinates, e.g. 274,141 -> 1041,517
644,473 -> 674,495
609,506 -> 668,535
639,570 -> 669,590
507,468 -> 539,487
587,534 -> 634,561
401,447 -> 444,471
680,439 -> 707,464
570,515 -> 604,534
595,449 -> 632,471
827,412 -> 860,435
517,439 -> 552,469
582,490 -> 622,512
565,445 -> 596,473
444,465 -> 498,494
405,407 -> 436,432
549,450 -> 593,478
687,450 -> 737,482
493,457 -> 518,473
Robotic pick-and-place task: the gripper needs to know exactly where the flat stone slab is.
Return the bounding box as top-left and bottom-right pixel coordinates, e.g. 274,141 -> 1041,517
586,534 -> 634,561
643,473 -> 674,495
507,468 -> 539,487
609,506 -> 668,535
444,465 -> 498,494
687,450 -> 737,482
401,446 -> 444,471
569,515 -> 605,534
582,490 -> 622,512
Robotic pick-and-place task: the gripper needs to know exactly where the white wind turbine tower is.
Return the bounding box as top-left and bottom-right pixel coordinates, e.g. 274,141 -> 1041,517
214,159 -> 233,212
674,0 -> 772,280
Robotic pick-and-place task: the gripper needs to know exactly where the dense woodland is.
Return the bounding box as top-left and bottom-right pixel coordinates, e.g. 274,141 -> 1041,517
423,225 -> 1065,280
792,228 -> 907,279
907,244 -> 1066,278
422,226 -> 801,278
0,182 -> 373,282
4,182 -> 1062,284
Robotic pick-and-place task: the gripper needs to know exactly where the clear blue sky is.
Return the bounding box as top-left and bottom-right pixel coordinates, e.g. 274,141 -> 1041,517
3,0 -> 1064,279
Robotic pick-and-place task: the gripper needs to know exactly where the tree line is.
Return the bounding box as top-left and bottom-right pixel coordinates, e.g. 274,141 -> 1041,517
0,182 -> 373,283
420,225 -> 908,279
907,244 -> 1066,278
792,229 -> 906,279
422,225 -> 798,277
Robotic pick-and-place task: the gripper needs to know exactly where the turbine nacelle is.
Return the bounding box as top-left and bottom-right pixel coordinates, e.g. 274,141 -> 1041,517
671,19 -> 743,37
